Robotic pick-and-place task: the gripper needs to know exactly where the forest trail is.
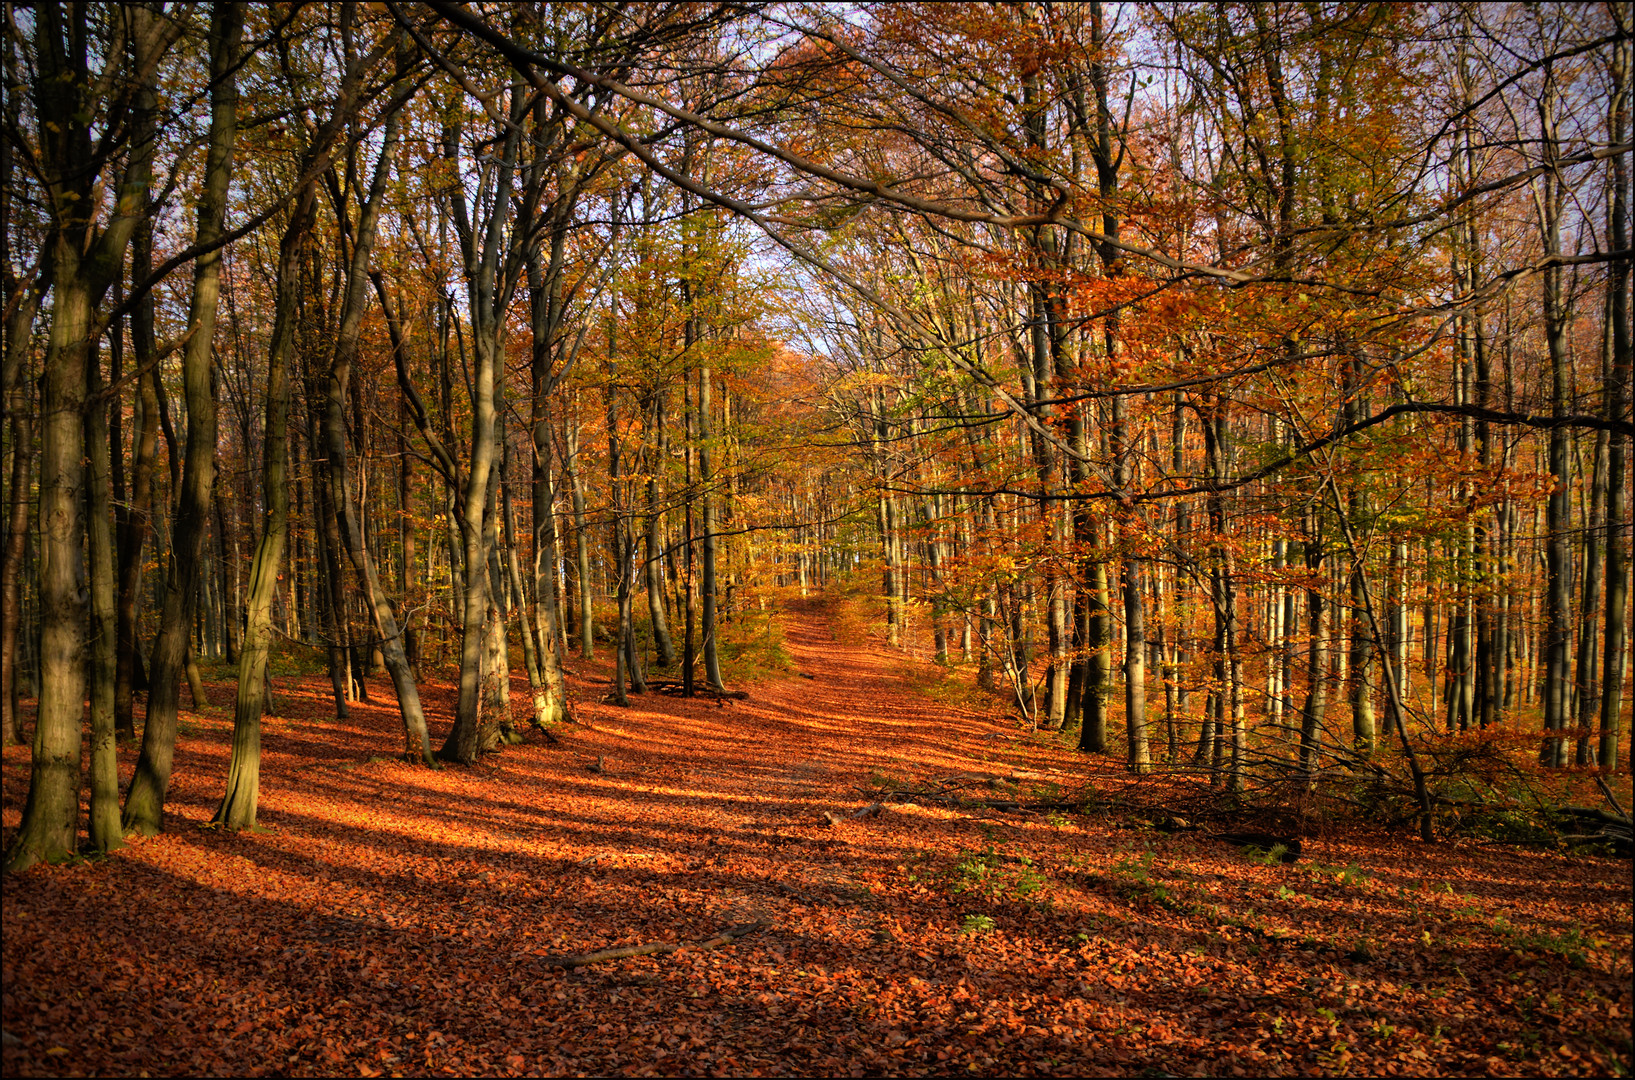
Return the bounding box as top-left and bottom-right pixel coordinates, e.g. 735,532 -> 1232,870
572,598 -> 1015,820
3,598 -> 1632,1077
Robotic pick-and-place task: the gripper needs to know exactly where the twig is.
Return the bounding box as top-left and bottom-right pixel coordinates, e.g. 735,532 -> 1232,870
535,919 -> 770,970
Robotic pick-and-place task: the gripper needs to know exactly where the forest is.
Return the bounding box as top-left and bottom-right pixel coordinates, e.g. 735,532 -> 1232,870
2,2 -> 1632,1077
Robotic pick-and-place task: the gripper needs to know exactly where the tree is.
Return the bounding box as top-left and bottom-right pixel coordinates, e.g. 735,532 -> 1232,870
5,2 -> 184,867
123,2 -> 244,837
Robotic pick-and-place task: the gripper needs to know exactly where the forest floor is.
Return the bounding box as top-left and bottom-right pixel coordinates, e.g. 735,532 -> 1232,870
2,596 -> 1632,1077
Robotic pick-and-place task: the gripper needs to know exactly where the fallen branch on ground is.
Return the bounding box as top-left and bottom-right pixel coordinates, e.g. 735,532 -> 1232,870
534,920 -> 771,970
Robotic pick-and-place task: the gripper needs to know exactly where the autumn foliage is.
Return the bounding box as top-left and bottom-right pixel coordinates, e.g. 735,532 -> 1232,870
1,3 -> 1631,1076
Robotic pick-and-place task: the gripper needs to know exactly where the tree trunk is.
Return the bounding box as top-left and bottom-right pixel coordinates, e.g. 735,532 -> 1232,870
646,392 -> 676,667
1078,554 -> 1111,753
7,238 -> 93,869
682,376 -> 698,697
522,237 -> 572,730
213,178 -> 315,830
1537,70 -> 1574,768
1123,557 -> 1150,772
566,408 -> 595,659
213,489 -> 240,664
115,342 -> 160,742
0,274 -> 39,748
123,4 -> 243,837
323,102 -> 433,764
1575,428 -> 1608,764
699,364 -> 726,692
312,414 -> 355,711
1113,394 -> 1148,771
85,335 -> 121,852
1298,513 -> 1329,778
1600,34 -> 1631,771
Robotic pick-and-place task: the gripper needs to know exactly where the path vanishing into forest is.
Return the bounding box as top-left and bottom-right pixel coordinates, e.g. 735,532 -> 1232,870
3,599 -> 1632,1077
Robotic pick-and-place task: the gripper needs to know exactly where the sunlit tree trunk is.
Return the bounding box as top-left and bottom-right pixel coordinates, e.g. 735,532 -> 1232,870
322,95 -> 433,764
646,390 -> 676,667
566,403 -> 595,660
682,372 -> 698,696
123,4 -> 243,837
1112,395 -> 1149,772
9,233 -> 94,868
524,236 -> 572,727
700,362 -> 726,692
213,179 -> 315,830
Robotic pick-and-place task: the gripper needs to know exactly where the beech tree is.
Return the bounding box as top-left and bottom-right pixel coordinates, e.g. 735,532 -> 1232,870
4,1 -> 184,868
1,2 -> 1627,868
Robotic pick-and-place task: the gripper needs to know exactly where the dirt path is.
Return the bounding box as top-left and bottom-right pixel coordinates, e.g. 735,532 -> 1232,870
575,599 -> 1011,817
3,598 -> 1631,1077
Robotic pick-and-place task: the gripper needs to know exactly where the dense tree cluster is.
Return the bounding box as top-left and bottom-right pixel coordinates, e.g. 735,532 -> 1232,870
1,2 -> 1628,870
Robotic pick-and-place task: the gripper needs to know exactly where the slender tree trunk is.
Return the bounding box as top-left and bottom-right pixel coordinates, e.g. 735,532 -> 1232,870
0,5 -> 37,750
1575,429 -> 1608,764
699,363 -> 725,692
114,326 -> 158,737
213,489 -> 239,664
1298,512 -> 1329,778
682,374 -> 697,696
1113,395 -> 1149,771
323,102 -> 433,764
440,348 -> 498,763
122,4 -> 242,837
1078,554 -> 1111,753
566,408 -> 594,659
527,393 -> 571,729
1349,558 -> 1377,755
0,275 -> 39,748
646,391 -> 676,667
85,335 -> 121,851
213,179 -> 315,829
1600,34 -> 1631,771
1537,72 -> 1574,768
312,411 -> 355,711
520,230 -> 573,729
398,418 -> 418,673
1124,556 -> 1149,772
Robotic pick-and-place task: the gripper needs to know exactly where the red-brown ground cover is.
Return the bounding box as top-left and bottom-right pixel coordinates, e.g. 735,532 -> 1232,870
3,599 -> 1631,1076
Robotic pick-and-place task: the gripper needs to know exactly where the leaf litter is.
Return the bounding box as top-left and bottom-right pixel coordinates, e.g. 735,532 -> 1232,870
2,600 -> 1630,1076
